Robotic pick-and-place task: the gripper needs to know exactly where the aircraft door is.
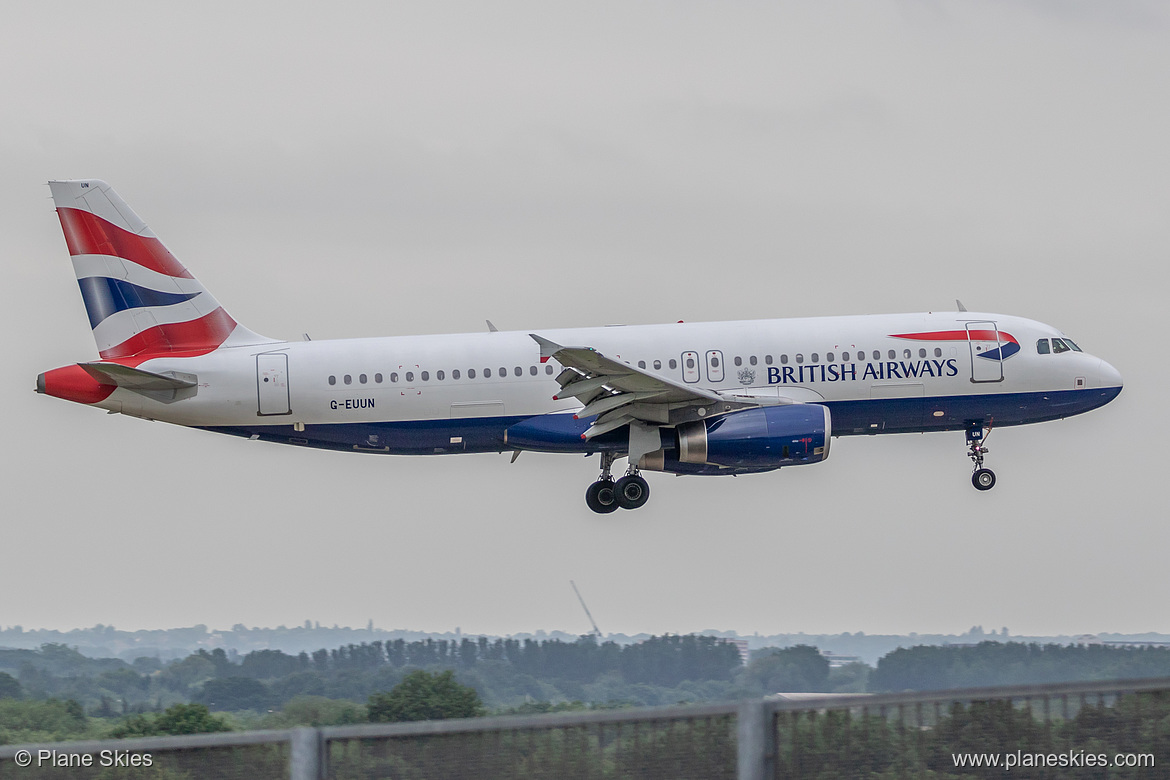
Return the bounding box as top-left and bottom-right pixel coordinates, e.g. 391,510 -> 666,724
706,350 -> 725,383
966,321 -> 1004,383
257,353 -> 291,415
681,351 -> 700,383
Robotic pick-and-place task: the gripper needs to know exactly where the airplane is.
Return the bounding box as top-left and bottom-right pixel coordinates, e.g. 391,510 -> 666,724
36,180 -> 1123,513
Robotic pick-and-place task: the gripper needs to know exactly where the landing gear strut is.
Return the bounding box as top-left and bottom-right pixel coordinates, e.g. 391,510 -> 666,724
585,454 -> 650,513
585,452 -> 619,514
966,423 -> 996,491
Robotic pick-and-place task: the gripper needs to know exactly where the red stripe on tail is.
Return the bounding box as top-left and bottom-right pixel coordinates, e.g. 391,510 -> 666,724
99,307 -> 237,361
56,207 -> 193,279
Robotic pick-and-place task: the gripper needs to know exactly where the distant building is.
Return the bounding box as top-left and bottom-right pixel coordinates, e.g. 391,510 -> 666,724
820,651 -> 863,668
731,639 -> 750,666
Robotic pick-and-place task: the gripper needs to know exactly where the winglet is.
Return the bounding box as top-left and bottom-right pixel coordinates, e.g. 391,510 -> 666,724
486,320 -> 499,333
956,299 -> 968,312
529,334 -> 562,362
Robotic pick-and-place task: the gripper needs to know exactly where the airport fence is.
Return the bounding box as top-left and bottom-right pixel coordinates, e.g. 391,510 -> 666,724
2,677 -> 1169,778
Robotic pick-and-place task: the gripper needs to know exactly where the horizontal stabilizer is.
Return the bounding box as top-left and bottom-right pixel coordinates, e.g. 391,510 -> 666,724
78,362 -> 197,391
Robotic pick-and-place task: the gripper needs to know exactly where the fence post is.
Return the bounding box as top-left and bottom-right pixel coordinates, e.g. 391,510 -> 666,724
290,727 -> 322,780
737,699 -> 775,780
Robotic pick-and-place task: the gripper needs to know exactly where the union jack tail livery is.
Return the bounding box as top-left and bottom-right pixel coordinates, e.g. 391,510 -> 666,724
49,179 -> 269,361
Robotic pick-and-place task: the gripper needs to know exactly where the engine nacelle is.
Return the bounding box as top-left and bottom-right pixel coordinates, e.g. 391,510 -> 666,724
670,404 -> 831,469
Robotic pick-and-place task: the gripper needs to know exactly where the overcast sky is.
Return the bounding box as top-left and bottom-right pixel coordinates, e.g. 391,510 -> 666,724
2,1 -> 1166,639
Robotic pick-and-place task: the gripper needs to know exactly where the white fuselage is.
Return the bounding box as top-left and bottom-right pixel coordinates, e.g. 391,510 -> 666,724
84,311 -> 1121,455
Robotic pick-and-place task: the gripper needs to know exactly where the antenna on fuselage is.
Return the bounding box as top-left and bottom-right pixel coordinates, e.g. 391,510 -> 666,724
570,580 -> 603,639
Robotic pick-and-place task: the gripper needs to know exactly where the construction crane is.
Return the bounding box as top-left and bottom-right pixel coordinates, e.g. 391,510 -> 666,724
570,580 -> 603,639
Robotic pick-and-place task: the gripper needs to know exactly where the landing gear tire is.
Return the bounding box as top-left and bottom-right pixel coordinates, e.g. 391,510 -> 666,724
972,468 -> 996,491
586,479 -> 619,514
614,474 -> 650,510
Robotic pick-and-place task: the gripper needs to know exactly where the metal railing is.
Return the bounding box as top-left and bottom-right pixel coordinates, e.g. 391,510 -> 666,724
2,677 -> 1168,778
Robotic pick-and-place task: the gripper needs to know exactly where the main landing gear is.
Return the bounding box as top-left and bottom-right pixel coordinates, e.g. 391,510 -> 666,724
966,423 -> 996,491
585,452 -> 650,514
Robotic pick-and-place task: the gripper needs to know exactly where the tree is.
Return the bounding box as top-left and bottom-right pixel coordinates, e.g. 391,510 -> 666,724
0,672 -> 20,700
195,676 -> 272,711
367,670 -> 483,723
745,645 -> 830,693
112,703 -> 232,738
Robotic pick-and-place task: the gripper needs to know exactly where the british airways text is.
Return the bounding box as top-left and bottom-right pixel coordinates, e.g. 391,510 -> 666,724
767,359 -> 958,385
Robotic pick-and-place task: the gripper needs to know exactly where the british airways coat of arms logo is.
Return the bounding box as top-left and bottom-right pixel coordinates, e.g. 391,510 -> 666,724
737,368 -> 756,386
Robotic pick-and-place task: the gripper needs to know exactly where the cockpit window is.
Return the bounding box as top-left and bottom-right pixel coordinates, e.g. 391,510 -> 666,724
1036,339 -> 1051,355
1052,338 -> 1071,354
1064,338 -> 1082,352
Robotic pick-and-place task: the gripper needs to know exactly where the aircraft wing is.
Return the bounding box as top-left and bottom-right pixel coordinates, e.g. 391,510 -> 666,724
530,334 -> 758,439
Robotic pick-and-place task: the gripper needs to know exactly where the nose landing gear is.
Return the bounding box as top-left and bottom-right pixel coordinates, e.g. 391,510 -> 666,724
966,423 -> 996,491
585,452 -> 651,513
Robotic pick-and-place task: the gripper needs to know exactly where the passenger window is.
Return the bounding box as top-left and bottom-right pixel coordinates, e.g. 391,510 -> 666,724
811,353 -> 819,363
686,358 -> 695,369
530,365 -> 538,376
453,369 -> 461,380
842,352 -> 850,362
344,374 -> 352,385
510,366 -> 518,377
375,373 -> 383,383
437,370 -> 445,380
500,367 -> 507,377
405,372 -> 413,382
711,356 -> 720,368
653,359 -> 661,370
796,354 -> 804,364
1052,339 -> 1070,354
1037,339 -> 1051,355
484,368 -> 492,378
638,360 -> 646,369
734,356 -> 742,367
781,355 -> 789,364
390,372 -> 399,383
469,369 -> 476,379
359,374 -> 368,384
934,348 -> 942,357
765,355 -> 773,365
328,375 -> 336,386
827,353 -> 834,362
749,355 -> 757,366
918,348 -> 926,358
888,350 -> 895,359
545,365 -> 554,375
421,371 -> 429,381
903,349 -> 911,359
873,350 -> 880,360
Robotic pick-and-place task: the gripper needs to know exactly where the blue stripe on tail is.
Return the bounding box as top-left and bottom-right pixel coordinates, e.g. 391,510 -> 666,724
77,276 -> 200,328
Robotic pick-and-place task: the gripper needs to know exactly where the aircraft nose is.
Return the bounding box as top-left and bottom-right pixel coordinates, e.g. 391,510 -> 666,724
1097,359 -> 1123,390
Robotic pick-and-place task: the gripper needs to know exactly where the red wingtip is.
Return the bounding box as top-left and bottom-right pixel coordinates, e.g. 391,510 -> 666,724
580,434 -> 587,440
573,414 -> 579,420
552,395 -> 559,401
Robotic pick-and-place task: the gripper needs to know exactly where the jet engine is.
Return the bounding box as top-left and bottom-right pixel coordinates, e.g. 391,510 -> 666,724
639,404 -> 830,473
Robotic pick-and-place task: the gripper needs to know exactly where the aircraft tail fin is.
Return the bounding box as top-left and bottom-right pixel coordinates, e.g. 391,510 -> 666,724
48,180 -> 273,361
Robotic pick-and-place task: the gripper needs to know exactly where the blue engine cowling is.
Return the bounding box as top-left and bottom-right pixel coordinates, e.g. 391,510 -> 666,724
646,404 -> 831,472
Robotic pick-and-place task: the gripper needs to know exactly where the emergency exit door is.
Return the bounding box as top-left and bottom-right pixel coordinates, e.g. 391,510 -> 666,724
257,353 -> 291,415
